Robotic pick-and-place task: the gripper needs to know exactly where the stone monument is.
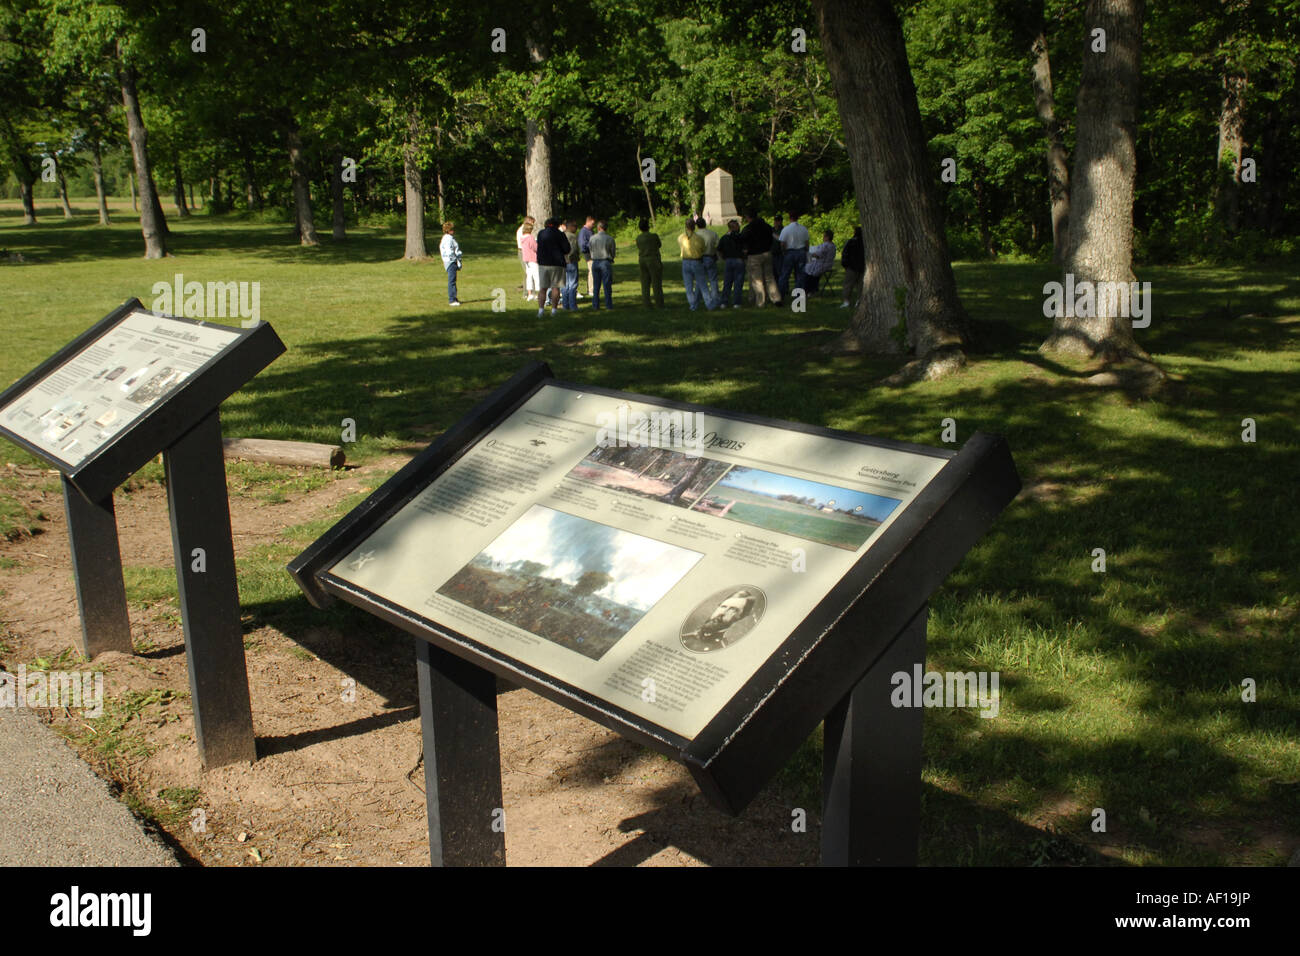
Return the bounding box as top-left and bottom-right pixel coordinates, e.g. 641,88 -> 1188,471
703,167 -> 739,226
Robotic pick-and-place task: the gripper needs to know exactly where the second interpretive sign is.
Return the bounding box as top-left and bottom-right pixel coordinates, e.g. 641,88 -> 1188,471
292,363 -> 1019,812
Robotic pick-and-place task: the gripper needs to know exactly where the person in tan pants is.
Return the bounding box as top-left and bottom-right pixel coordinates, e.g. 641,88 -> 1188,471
740,210 -> 781,307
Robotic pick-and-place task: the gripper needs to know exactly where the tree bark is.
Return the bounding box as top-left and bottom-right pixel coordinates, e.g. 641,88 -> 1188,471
128,169 -> 136,212
286,122 -> 319,245
330,148 -> 347,240
524,35 -> 553,220
1214,71 -> 1246,233
402,109 -> 427,259
636,140 -> 655,221
1028,18 -> 1071,264
812,0 -> 971,360
119,61 -> 168,258
55,157 -> 73,217
1041,0 -> 1145,359
173,159 -> 191,217
243,154 -> 262,210
91,142 -> 110,224
434,125 -> 446,224
684,154 -> 700,217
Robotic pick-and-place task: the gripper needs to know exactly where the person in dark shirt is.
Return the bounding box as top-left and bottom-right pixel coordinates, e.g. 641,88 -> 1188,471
535,218 -> 570,317
840,225 -> 865,309
717,220 -> 747,308
740,211 -> 780,307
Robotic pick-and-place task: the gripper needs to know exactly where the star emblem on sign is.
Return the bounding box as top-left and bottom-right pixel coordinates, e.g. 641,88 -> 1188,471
349,549 -> 376,571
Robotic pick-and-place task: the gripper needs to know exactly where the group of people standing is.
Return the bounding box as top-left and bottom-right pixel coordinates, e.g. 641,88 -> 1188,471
439,210 -> 866,314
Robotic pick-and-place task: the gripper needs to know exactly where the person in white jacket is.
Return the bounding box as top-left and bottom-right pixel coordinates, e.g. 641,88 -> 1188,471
440,222 -> 462,306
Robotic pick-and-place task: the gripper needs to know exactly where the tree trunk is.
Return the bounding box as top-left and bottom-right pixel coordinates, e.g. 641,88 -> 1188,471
402,109 -> 427,259
524,35 -> 553,220
128,169 -> 136,212
637,140 -> 655,221
1041,0 -> 1145,359
91,142 -> 110,224
330,148 -> 347,240
119,61 -> 168,258
1214,71 -> 1246,234
434,126 -> 446,224
1028,19 -> 1071,264
243,155 -> 262,210
55,157 -> 73,217
5,139 -> 37,223
188,182 -> 195,209
286,122 -> 319,245
684,154 -> 700,216
173,159 -> 191,217
812,0 -> 971,360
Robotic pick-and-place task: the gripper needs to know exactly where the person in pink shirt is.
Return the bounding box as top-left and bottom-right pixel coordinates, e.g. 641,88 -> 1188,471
521,222 -> 540,301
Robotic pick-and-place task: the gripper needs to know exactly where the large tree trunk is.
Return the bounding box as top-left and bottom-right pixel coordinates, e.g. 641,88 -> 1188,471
286,123 -> 319,245
524,35 -> 553,220
20,179 -> 36,223
119,61 -> 168,258
173,159 -> 191,218
91,142 -> 109,224
812,0 -> 971,362
1027,14 -> 1070,264
402,110 -> 427,259
128,168 -> 136,212
330,147 -> 347,240
1214,71 -> 1246,234
1041,0 -> 1145,359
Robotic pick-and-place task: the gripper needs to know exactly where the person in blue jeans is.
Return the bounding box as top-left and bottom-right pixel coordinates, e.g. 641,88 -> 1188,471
588,220 -> 616,309
439,221 -> 462,306
717,219 -> 747,308
561,220 -> 580,310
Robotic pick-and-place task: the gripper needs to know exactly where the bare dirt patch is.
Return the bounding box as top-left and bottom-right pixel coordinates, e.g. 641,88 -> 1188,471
0,457 -> 817,867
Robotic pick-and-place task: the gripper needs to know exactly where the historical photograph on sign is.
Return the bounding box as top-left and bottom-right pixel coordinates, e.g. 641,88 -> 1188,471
437,505 -> 704,661
680,586 -> 767,653
568,445 -> 732,510
701,466 -> 903,551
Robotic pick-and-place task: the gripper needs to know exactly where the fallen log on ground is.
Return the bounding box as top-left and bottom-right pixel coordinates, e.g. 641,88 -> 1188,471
222,438 -> 345,469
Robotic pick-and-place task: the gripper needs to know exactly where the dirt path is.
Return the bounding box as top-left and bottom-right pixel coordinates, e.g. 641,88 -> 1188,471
0,459 -> 816,867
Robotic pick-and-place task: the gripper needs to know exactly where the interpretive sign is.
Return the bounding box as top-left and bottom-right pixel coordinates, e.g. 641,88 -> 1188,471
292,362 -> 1020,865
0,299 -> 285,767
0,300 -> 282,504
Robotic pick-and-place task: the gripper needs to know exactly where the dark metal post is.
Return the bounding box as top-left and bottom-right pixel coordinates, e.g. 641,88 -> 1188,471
821,603 -> 928,866
61,476 -> 133,658
415,637 -> 505,866
164,409 -> 256,767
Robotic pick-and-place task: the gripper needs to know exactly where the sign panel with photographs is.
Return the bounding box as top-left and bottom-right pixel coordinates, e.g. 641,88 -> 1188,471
295,363 -> 1019,812
0,310 -> 241,468
323,382 -> 947,741
0,300 -> 284,503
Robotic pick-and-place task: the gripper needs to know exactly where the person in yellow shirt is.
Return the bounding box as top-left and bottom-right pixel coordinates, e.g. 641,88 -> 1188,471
677,220 -> 717,311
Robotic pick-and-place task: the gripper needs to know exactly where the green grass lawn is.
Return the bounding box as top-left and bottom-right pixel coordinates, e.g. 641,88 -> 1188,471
2,198 -> 1298,865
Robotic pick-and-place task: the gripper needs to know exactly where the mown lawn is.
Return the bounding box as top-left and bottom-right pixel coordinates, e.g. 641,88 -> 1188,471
2,199 -> 1297,865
